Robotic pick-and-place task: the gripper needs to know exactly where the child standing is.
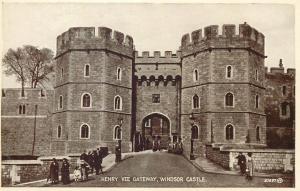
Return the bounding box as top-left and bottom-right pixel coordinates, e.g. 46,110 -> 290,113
73,166 -> 81,182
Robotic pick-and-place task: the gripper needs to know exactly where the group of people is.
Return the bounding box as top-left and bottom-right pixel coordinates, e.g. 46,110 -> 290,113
80,149 -> 104,176
168,138 -> 183,154
236,152 -> 254,180
152,137 -> 162,152
48,158 -> 70,184
48,149 -> 104,184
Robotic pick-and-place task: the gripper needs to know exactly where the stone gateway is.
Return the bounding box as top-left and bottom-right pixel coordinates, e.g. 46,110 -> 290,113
1,23 -> 295,158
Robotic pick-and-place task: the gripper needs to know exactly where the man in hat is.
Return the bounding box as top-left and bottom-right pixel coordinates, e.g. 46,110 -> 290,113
236,152 -> 246,175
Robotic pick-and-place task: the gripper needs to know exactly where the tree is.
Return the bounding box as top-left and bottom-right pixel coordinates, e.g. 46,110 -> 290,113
2,45 -> 54,91
23,45 -> 54,88
2,48 -> 27,96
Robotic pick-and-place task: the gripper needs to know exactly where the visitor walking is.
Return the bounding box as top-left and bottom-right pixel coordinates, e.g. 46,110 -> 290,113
49,158 -> 59,184
93,150 -> 102,175
80,159 -> 90,181
246,152 -> 254,180
87,151 -> 95,174
61,158 -> 70,184
236,152 -> 246,175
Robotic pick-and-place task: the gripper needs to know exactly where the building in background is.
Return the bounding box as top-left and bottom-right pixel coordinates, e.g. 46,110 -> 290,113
265,59 -> 295,148
1,23 -> 295,157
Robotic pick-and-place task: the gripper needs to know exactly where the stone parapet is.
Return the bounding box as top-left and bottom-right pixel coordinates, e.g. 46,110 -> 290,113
180,23 -> 265,57
56,27 -> 134,58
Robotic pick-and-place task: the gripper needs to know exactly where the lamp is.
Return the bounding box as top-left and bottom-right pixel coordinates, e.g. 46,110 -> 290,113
189,112 -> 195,160
116,116 -> 123,162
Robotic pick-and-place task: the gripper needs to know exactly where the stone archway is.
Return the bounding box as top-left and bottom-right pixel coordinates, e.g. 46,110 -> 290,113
140,113 -> 171,150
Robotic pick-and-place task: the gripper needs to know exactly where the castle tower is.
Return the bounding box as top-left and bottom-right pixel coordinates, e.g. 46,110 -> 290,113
51,27 -> 134,154
180,23 -> 266,156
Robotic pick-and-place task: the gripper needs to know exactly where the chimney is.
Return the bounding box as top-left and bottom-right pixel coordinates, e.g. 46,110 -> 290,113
279,59 -> 283,68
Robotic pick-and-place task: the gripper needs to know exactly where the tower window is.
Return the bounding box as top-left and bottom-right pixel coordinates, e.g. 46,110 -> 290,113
225,92 -> 234,107
282,86 -> 286,96
23,105 -> 26,114
114,125 -> 122,140
84,64 -> 90,77
57,125 -> 62,138
114,95 -> 122,110
152,94 -> 160,103
226,65 -> 232,79
191,125 -> 199,139
80,124 -> 90,139
61,68 -> 64,78
193,69 -> 198,82
256,126 -> 260,141
59,95 -> 63,109
19,105 -> 22,114
18,105 -> 25,114
117,67 -> 122,80
225,124 -> 234,140
281,102 -> 288,116
255,95 -> 259,109
2,89 -> 6,97
192,94 -> 200,109
255,70 -> 258,81
82,93 -> 92,108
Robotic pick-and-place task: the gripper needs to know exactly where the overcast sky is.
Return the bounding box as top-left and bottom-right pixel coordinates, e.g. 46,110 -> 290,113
1,3 -> 295,88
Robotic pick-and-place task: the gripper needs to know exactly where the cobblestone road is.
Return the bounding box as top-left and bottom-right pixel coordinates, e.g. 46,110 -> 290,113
42,151 -> 294,187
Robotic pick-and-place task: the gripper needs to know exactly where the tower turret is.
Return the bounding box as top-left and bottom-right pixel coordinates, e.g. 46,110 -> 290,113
180,23 -> 266,156
52,27 -> 134,154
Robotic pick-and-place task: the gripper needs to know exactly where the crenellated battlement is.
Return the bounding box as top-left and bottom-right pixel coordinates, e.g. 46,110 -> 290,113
265,67 -> 295,77
1,88 -> 53,99
180,23 -> 265,57
265,59 -> 295,77
135,50 -> 181,58
56,27 -> 134,58
135,50 -> 181,64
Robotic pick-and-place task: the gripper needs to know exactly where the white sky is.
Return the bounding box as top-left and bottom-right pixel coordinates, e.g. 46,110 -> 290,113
1,3 -> 295,88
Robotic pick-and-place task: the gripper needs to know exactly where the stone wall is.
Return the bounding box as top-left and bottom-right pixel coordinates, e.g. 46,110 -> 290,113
229,149 -> 295,173
1,89 -> 53,156
205,144 -> 295,173
1,155 -> 82,186
205,145 -> 230,169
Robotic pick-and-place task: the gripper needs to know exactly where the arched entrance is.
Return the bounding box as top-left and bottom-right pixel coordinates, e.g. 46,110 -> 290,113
140,113 -> 171,150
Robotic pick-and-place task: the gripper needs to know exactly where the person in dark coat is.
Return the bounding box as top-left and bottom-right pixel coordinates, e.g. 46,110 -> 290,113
80,159 -> 90,181
236,152 -> 247,175
87,151 -> 95,174
61,158 -> 70,184
93,150 -> 103,175
49,158 -> 59,184
145,138 -> 150,150
80,151 -> 88,161
115,143 -> 121,162
178,138 -> 183,154
98,152 -> 104,174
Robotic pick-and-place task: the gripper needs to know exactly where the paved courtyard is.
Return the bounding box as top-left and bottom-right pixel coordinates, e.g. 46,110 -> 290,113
27,151 -> 294,187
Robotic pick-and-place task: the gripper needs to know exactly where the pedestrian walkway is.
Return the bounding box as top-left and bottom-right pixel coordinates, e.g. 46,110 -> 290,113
192,157 -> 238,175
15,150 -> 152,187
190,156 -> 292,178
